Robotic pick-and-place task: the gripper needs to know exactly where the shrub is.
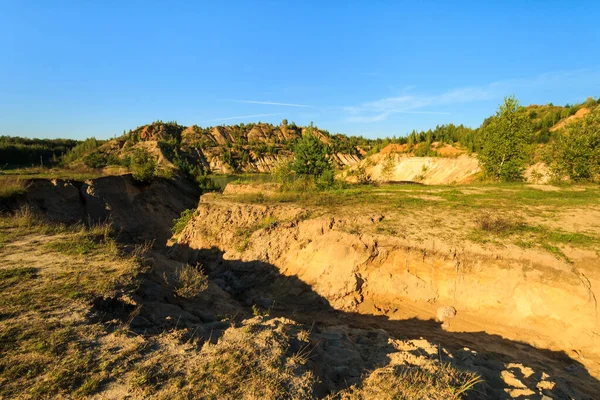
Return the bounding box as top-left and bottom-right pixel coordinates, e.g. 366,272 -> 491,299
174,264 -> 208,299
83,152 -> 107,169
106,153 -> 122,166
171,208 -> 196,235
381,153 -> 395,181
355,164 -> 372,184
475,212 -> 524,234
270,159 -> 293,184
130,149 -> 156,183
316,168 -> 335,189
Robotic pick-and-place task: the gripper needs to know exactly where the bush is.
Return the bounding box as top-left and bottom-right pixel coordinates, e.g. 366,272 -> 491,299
130,148 -> 157,183
355,164 -> 372,184
171,208 -> 196,235
174,264 -> 208,299
316,168 -> 335,189
83,152 -> 107,169
475,212 -> 524,234
106,153 -> 122,166
270,159 -> 293,184
381,153 -> 395,181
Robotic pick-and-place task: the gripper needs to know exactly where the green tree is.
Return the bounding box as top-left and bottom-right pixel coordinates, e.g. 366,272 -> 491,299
130,148 -> 157,183
546,108 -> 600,182
478,96 -> 533,181
291,127 -> 332,178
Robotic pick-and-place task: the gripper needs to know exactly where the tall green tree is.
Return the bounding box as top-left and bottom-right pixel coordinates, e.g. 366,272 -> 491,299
292,126 -> 332,177
478,96 -> 533,181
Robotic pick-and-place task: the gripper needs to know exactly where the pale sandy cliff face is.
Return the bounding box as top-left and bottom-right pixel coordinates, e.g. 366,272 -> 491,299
344,153 -> 482,184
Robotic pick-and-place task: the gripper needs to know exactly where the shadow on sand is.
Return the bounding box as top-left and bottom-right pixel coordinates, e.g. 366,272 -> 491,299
153,244 -> 600,399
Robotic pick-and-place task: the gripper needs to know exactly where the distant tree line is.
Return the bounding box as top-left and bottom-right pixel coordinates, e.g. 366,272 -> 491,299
0,136 -> 80,168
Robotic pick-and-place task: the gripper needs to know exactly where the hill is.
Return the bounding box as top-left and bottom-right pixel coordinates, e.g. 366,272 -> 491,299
2,96 -> 599,186
65,121 -> 365,178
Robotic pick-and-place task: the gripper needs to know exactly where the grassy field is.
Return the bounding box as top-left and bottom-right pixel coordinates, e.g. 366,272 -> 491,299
0,209 -> 148,397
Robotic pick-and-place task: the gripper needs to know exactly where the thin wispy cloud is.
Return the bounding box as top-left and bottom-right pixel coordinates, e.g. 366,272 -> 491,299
200,113 -> 281,123
344,68 -> 600,123
235,100 -> 313,108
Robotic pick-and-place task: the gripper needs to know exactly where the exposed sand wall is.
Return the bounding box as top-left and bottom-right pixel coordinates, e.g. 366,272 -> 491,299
174,199 -> 600,372
345,154 -> 482,184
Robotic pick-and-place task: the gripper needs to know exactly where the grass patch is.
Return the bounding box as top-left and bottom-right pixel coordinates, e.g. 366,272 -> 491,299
47,235 -> 98,255
541,243 -> 572,264
0,267 -> 38,289
0,166 -> 107,181
0,177 -> 28,200
334,363 -> 481,400
471,211 -> 598,261
0,212 -> 149,398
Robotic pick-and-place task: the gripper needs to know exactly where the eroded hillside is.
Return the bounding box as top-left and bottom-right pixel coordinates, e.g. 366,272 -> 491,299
170,182 -> 600,398
3,176 -> 600,398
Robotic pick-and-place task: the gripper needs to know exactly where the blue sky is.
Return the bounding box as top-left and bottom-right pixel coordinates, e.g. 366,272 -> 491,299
1,1 -> 600,140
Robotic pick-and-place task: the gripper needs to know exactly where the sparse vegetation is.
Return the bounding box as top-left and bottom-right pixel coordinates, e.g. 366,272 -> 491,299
334,364 -> 482,400
381,152 -> 395,181
175,263 -> 208,298
0,176 -> 28,200
172,208 -> 196,235
270,158 -> 294,184
0,210 -> 146,398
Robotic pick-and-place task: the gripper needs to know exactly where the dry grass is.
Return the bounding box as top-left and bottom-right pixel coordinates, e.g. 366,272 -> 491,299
175,263 -> 208,298
332,363 -> 482,400
475,212 -> 523,234
0,176 -> 28,200
0,210 -> 146,398
0,209 -> 481,399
